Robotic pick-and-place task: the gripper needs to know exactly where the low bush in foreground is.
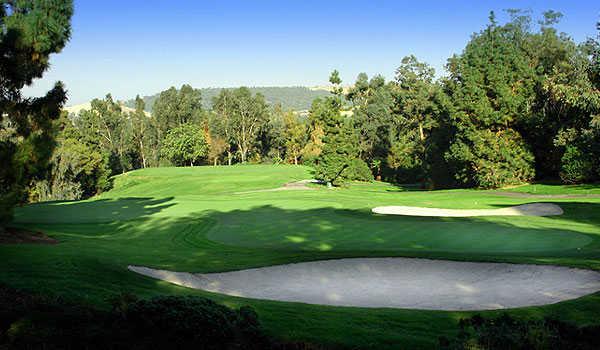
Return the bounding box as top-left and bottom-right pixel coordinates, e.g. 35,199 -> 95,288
440,313 -> 600,350
0,284 -> 323,350
5,283 -> 600,350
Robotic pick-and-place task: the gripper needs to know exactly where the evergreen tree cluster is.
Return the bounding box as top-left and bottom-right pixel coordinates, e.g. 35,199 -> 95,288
318,11 -> 600,189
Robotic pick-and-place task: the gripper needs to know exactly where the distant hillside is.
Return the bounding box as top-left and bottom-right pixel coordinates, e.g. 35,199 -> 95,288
64,101 -> 150,117
123,86 -> 332,112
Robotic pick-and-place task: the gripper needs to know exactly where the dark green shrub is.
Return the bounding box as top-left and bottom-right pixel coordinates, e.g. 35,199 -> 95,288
107,291 -> 139,318
442,313 -> 600,350
446,129 -> 535,188
0,285 -> 292,350
0,284 -> 106,349
120,296 -> 238,348
341,158 -> 373,182
560,145 -> 595,184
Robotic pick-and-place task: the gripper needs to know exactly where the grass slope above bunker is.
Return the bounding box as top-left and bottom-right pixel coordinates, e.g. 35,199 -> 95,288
4,165 -> 600,349
499,183 -> 600,195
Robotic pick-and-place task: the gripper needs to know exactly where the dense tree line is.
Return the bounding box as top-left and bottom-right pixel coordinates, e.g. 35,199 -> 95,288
315,11 -> 600,188
449,11 -> 600,187
9,9 -> 600,207
34,84 -> 314,200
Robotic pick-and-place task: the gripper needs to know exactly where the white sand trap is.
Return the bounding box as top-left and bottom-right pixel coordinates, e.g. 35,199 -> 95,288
128,258 -> 600,310
372,203 -> 563,217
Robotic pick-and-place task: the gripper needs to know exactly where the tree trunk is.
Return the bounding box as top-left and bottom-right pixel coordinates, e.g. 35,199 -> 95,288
418,122 -> 424,142
294,155 -> 298,165
214,158 -> 217,166
227,151 -> 232,166
240,148 -> 246,163
139,139 -> 146,168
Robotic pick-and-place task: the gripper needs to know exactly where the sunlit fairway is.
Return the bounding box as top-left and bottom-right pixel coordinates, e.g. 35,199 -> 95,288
3,165 -> 600,349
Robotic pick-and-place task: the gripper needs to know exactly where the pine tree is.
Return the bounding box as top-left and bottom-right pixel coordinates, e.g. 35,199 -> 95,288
313,72 -> 362,186
445,11 -> 536,188
0,0 -> 74,228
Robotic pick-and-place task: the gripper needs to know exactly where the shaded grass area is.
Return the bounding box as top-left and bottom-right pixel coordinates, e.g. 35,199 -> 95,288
3,165 -> 600,349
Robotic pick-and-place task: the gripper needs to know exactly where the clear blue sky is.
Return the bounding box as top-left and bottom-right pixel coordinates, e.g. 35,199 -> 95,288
24,0 -> 599,105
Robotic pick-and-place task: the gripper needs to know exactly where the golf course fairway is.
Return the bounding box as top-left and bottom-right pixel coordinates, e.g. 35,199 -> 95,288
3,165 -> 600,349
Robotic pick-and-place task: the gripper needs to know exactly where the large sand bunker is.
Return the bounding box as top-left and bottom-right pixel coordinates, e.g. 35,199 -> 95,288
372,203 -> 563,217
129,258 -> 600,310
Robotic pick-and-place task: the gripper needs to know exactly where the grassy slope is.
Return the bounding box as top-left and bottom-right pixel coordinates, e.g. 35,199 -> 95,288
2,165 -> 600,349
500,183 -> 600,195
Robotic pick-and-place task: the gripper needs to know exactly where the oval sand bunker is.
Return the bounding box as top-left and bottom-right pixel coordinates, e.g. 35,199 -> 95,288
129,258 -> 600,310
372,203 -> 563,217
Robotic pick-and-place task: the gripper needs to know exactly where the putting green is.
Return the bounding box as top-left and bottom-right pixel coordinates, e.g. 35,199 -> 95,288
206,208 -> 591,253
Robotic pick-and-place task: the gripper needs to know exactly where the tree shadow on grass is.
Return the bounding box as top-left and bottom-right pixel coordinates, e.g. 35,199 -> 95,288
5,200 -> 600,350
9,200 -> 600,272
13,197 -> 176,224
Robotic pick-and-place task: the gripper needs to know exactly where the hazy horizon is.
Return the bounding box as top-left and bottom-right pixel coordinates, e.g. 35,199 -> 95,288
23,0 -> 599,105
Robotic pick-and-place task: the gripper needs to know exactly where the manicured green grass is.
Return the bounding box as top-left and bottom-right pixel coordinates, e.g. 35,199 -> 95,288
502,182 -> 600,195
3,164 -> 600,349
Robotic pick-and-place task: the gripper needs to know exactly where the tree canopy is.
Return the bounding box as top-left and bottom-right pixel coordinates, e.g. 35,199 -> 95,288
161,123 -> 209,167
0,0 -> 73,227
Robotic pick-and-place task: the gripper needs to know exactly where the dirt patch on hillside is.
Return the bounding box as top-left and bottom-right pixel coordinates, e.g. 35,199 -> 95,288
0,227 -> 58,244
235,179 -> 320,194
